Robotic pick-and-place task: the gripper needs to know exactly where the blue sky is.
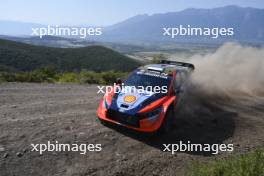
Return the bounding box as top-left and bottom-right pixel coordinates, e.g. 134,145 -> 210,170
0,0 -> 264,26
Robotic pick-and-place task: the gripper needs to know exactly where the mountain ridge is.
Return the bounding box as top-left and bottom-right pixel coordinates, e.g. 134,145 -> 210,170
0,5 -> 263,44
0,38 -> 140,72
100,5 -> 264,43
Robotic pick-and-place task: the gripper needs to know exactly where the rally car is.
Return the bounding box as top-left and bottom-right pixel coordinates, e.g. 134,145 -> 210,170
97,60 -> 195,133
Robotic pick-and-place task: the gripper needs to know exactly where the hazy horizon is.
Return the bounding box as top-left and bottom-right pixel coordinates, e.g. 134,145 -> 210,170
1,0 -> 264,26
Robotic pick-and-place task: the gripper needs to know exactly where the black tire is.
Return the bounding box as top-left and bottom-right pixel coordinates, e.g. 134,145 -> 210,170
158,108 -> 174,134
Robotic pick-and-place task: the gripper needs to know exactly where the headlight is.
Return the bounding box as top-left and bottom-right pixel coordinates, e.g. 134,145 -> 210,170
138,106 -> 163,119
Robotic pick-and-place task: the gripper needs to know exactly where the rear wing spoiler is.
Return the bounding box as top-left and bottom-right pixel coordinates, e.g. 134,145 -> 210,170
160,60 -> 195,71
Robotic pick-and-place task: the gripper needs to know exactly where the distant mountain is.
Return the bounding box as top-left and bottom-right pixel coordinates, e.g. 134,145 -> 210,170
0,6 -> 263,44
0,35 -> 147,54
0,20 -> 44,36
0,35 -> 99,48
0,39 -> 140,72
100,5 -> 264,44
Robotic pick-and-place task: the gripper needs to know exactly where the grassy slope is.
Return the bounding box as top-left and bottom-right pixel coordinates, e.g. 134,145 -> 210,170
187,149 -> 264,176
0,39 -> 140,72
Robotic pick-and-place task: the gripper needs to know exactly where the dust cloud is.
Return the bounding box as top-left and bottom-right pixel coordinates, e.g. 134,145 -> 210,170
189,42 -> 264,95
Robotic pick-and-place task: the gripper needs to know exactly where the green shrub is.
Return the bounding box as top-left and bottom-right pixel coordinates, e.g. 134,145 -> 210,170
30,66 -> 58,82
100,70 -> 128,84
0,72 -> 16,82
79,70 -> 128,85
57,72 -> 80,83
0,69 -> 129,84
0,73 -> 6,83
79,70 -> 100,84
187,149 -> 264,176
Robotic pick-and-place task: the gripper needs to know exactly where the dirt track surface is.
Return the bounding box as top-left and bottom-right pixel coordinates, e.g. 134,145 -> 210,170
0,83 -> 264,176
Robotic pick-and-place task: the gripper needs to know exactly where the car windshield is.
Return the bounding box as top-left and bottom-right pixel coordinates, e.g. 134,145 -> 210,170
124,71 -> 171,91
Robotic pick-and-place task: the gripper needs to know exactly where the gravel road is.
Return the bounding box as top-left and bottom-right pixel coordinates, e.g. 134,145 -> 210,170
0,83 -> 264,176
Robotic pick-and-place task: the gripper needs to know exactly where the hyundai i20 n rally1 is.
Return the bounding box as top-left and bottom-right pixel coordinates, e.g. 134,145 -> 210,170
97,60 -> 195,133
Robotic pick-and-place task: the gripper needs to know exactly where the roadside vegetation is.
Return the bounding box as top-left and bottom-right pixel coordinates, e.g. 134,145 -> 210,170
187,149 -> 264,176
0,38 -> 141,84
0,66 -> 128,84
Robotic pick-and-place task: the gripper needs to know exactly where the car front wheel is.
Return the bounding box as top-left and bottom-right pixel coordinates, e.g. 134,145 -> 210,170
158,108 -> 174,134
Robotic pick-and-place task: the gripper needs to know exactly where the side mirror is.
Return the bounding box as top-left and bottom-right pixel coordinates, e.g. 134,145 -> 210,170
116,78 -> 122,85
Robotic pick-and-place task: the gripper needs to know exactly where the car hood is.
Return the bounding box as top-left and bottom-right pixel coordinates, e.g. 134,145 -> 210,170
108,87 -> 163,115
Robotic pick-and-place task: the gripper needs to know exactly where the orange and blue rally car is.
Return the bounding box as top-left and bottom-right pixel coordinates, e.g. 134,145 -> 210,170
97,60 -> 195,133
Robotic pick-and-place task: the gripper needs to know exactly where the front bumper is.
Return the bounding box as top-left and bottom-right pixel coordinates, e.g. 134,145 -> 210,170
97,106 -> 165,132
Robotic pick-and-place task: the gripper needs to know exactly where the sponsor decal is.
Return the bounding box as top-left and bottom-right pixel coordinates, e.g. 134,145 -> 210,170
124,95 -> 136,103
